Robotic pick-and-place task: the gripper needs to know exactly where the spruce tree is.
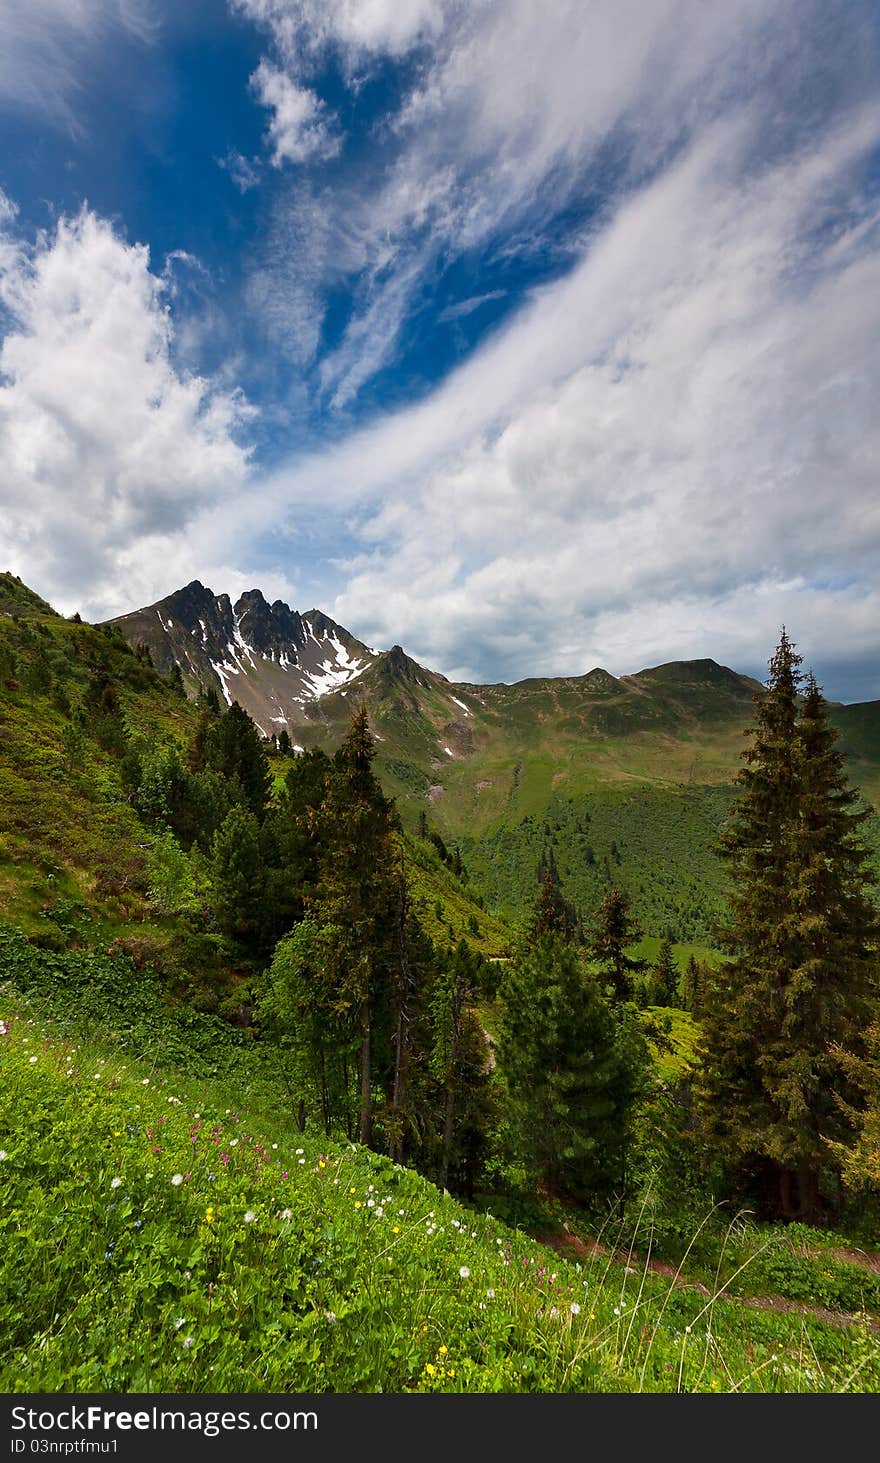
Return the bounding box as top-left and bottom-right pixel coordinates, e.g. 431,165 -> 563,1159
650,937 -> 679,1007
587,885 -> 646,1001
698,632 -> 879,1218
497,936 -> 647,1202
312,706 -> 400,1147
530,854 -> 576,942
203,702 -> 272,821
209,804 -> 266,944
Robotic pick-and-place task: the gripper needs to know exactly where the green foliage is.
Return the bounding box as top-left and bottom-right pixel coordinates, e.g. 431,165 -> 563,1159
463,786 -> 744,946
586,885 -> 648,1003
209,806 -> 266,944
698,633 -> 880,1219
497,936 -> 649,1204
146,832 -> 198,916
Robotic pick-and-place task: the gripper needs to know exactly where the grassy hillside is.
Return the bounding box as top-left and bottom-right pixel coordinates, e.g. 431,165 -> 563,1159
0,589 -> 509,969
4,939 -> 880,1393
0,594 -> 197,943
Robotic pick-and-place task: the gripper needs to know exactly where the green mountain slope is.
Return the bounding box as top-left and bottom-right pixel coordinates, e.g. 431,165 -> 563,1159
0,585 -> 506,960
4,945 -> 878,1393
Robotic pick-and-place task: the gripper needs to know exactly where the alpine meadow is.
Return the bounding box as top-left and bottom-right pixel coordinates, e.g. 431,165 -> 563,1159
3,0 -> 880,1410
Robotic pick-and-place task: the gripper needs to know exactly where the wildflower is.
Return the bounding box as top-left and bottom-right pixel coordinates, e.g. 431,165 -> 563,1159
393,1226 -> 400,1234
325,1311 -> 336,1324
280,1208 -> 292,1221
28,1055 -> 37,1064
367,1198 -> 375,1207
204,1210 -> 215,1225
244,1210 -> 255,1223
174,1318 -> 186,1330
110,1177 -> 122,1189
298,1158 -> 305,1165
438,1345 -> 448,1356
570,1302 -> 581,1315
426,1364 -> 436,1377
142,1078 -> 149,1085
375,1206 -> 384,1218
459,1266 -> 470,1279
182,1336 -> 194,1349
354,1202 -> 362,1210
486,1289 -> 495,1300
296,1148 -> 304,1155
171,1174 -> 183,1187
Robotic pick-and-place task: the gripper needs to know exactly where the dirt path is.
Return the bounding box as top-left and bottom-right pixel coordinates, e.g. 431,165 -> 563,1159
536,1229 -> 880,1333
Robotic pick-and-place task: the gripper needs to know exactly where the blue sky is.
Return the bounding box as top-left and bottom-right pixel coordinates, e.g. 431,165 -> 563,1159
1,1 -> 880,699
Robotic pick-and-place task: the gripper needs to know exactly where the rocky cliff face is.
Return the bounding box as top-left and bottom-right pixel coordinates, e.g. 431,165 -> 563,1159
105,581 -> 377,737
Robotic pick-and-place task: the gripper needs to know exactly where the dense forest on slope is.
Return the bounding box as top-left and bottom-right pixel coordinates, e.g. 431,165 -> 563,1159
4,578 -> 880,1392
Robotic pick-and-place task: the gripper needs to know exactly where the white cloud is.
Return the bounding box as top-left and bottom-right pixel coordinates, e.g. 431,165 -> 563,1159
251,59 -> 340,166
0,0 -> 155,128
232,0 -> 448,65
187,97 -> 880,695
437,290 -> 506,324
0,204 -> 254,618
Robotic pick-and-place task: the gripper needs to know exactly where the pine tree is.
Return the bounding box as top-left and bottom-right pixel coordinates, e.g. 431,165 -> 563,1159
697,632 -> 879,1218
429,939 -> 478,1189
530,854 -> 575,942
682,954 -> 703,1013
312,706 -> 400,1147
650,937 -> 679,1007
497,936 -> 647,1202
203,702 -> 272,821
259,918 -> 360,1138
209,804 -> 266,943
587,885 -> 646,1001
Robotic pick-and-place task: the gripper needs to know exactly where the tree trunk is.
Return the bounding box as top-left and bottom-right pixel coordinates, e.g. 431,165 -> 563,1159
796,1163 -> 819,1223
359,1000 -> 372,1147
439,1083 -> 456,1192
778,1166 -> 796,1219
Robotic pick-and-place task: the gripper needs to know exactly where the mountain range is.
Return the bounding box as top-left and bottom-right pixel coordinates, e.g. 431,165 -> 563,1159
108,582 -> 880,844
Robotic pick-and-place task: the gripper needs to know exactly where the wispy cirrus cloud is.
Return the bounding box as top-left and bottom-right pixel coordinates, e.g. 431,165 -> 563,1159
190,76 -> 880,698
0,0 -> 156,129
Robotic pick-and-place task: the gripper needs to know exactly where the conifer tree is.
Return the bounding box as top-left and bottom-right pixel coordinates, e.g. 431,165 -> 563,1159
587,885 -> 646,1001
530,854 -> 575,942
682,954 -> 703,1013
429,939 -> 478,1189
497,936 -> 647,1201
698,632 -> 879,1218
312,706 -> 400,1147
203,702 -> 272,821
209,804 -> 266,943
650,938 -> 679,1007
